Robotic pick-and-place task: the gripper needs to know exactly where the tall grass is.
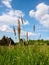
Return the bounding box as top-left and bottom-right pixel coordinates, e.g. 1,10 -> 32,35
0,44 -> 49,65
17,17 -> 23,43
18,19 -> 21,43
26,32 -> 28,44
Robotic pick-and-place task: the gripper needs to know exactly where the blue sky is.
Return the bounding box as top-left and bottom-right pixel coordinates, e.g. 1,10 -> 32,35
0,0 -> 49,42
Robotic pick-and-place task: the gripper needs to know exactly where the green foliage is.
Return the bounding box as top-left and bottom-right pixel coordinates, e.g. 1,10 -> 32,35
28,40 -> 36,45
0,44 -> 49,65
28,40 -> 49,45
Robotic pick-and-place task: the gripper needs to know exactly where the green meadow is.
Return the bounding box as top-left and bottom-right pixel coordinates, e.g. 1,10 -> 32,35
0,43 -> 49,65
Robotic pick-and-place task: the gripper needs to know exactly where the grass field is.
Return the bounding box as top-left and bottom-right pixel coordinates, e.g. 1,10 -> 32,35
0,44 -> 49,65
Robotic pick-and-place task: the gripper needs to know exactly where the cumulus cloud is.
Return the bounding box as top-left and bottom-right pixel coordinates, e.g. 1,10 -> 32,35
0,9 -> 29,25
0,9 -> 29,32
19,18 -> 29,25
2,0 -> 12,8
0,24 -> 12,32
21,30 -> 36,37
28,32 -> 36,36
29,10 -> 35,17
0,0 -> 29,33
0,13 -> 18,25
29,3 -> 49,28
23,20 -> 29,25
8,10 -> 24,17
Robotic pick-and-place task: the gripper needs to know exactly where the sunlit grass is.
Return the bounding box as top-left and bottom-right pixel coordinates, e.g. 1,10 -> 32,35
0,44 -> 49,65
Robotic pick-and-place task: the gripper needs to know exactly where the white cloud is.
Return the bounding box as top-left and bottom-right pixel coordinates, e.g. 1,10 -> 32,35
19,19 -> 29,25
14,10 -> 24,17
29,3 -> 49,28
0,9 -> 29,32
0,13 -> 18,25
2,0 -> 12,8
23,20 -> 29,25
0,0 -> 29,33
0,9 -> 25,25
21,30 -> 36,37
29,10 -> 35,17
0,24 -> 12,32
8,10 -> 24,17
41,14 -> 49,27
28,32 -> 36,36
